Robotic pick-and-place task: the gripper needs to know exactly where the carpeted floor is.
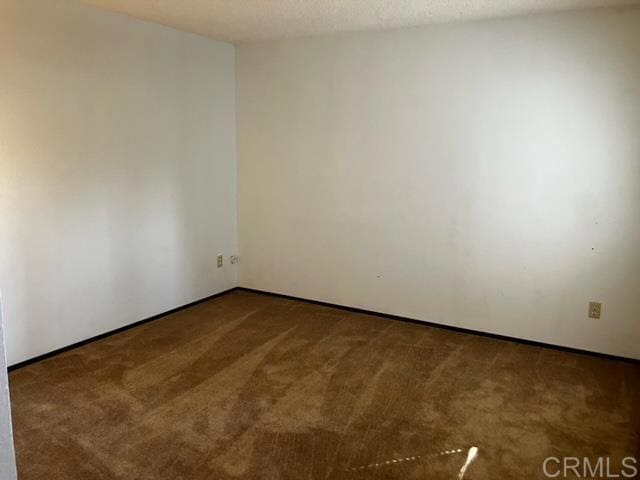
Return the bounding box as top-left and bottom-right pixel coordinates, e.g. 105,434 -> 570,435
9,290 -> 640,479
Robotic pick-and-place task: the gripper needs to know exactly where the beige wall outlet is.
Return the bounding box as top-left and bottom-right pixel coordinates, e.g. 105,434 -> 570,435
588,302 -> 601,319
217,254 -> 223,268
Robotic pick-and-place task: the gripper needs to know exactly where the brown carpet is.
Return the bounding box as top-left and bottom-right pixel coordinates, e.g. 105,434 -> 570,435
9,290 -> 640,479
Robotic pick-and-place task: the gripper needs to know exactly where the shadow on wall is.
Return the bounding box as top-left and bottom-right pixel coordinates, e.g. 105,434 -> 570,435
0,296 -> 17,480
0,0 -> 236,365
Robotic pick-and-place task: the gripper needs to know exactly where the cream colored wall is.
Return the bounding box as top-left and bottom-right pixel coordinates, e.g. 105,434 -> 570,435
0,0 -> 237,365
237,7 -> 640,359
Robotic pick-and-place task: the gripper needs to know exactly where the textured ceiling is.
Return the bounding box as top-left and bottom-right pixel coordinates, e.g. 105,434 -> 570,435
80,0 -> 640,43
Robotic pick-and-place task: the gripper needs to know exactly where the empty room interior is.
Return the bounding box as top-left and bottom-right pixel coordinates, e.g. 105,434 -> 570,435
1,0 -> 640,479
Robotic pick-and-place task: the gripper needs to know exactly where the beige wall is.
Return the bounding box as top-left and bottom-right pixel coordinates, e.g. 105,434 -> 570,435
237,7 -> 640,359
0,0 -> 237,365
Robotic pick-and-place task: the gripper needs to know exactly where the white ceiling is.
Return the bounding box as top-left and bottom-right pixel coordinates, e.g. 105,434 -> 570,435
81,0 -> 640,43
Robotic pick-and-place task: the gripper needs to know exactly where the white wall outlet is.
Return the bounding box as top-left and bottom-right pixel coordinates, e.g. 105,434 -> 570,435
217,254 -> 223,268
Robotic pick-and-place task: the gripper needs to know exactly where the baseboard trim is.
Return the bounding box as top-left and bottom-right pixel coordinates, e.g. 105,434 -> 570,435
237,287 -> 640,365
8,285 -> 638,371
8,287 -> 238,372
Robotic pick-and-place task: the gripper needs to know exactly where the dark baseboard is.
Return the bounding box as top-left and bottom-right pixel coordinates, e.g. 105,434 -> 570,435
8,285 -> 638,371
236,287 -> 640,365
8,287 -> 238,372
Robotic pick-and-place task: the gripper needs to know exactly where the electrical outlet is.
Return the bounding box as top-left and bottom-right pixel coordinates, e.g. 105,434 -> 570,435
230,255 -> 238,265
588,302 -> 601,319
217,254 -> 223,268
